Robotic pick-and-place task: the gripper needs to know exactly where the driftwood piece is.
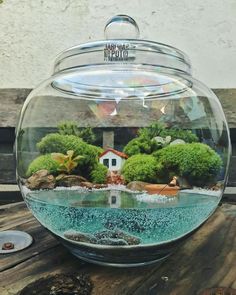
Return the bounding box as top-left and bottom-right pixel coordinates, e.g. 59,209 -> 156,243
0,202 -> 235,295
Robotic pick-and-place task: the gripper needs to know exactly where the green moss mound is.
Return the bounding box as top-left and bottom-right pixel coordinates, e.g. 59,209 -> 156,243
122,154 -> 162,183
123,137 -> 156,157
36,133 -> 103,178
154,143 -> 222,185
26,154 -> 60,176
90,163 -> 108,184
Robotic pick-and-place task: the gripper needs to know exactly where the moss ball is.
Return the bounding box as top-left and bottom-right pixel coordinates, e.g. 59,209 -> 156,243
26,154 -> 60,176
154,143 -> 222,185
122,154 -> 161,183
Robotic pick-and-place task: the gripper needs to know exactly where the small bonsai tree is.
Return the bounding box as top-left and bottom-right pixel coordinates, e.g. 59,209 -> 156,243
77,127 -> 96,145
90,163 -> 108,184
26,154 -> 60,176
137,122 -> 165,139
51,150 -> 83,174
57,121 -> 96,144
57,121 -> 80,136
122,154 -> 162,183
153,143 -> 222,186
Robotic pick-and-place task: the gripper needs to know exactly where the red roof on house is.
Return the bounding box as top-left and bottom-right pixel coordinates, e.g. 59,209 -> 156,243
99,148 -> 128,159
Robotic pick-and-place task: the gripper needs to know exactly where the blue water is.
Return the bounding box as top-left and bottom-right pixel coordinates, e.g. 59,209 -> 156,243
25,189 -> 220,245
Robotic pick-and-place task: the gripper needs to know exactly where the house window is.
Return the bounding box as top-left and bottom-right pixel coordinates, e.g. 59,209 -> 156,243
111,196 -> 116,204
112,159 -> 117,166
103,159 -> 109,167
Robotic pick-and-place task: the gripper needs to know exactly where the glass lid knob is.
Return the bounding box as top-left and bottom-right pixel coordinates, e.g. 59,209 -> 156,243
104,14 -> 140,39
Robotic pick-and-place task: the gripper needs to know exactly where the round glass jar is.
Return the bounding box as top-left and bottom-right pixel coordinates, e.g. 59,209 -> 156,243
15,15 -> 231,267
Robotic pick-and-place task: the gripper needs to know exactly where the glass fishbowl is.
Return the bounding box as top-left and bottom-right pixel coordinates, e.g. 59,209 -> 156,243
15,15 -> 231,267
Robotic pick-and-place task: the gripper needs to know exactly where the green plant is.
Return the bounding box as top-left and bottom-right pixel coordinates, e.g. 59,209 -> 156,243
26,154 -> 60,176
123,137 -> 155,156
138,122 -> 198,143
77,127 -> 96,144
123,123 -> 198,156
51,150 -> 83,174
37,133 -> 103,178
57,121 -> 96,144
138,122 -> 165,138
122,154 -> 162,183
58,121 -> 80,136
154,143 -> 222,185
90,163 -> 108,184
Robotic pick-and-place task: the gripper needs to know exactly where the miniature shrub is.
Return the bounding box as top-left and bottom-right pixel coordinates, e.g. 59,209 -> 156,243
36,133 -> 103,178
137,122 -> 165,139
122,154 -> 162,183
26,154 -> 60,176
51,150 -> 83,174
77,127 -> 96,144
123,137 -> 156,157
123,123 -> 199,156
57,121 -> 96,144
90,163 -> 108,184
58,121 -> 80,136
154,143 -> 222,185
138,123 -> 198,143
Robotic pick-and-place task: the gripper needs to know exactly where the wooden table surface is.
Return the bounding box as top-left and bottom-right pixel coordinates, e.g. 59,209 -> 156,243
0,202 -> 236,295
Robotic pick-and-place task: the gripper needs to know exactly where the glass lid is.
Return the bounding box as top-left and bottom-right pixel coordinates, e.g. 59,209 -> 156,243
51,15 -> 192,99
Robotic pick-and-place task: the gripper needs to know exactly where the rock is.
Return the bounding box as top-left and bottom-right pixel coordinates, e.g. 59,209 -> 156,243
209,181 -> 224,191
176,176 -> 192,189
152,136 -> 171,147
56,175 -> 87,187
64,230 -> 97,244
92,183 -> 108,189
80,182 -> 108,189
170,139 -> 186,145
165,136 -> 172,144
94,230 -> 114,239
64,229 -> 141,246
106,171 -> 125,185
152,136 -> 165,144
80,181 -> 94,189
126,181 -> 149,192
116,230 -> 141,245
98,238 -> 128,246
26,169 -> 56,190
95,229 -> 141,245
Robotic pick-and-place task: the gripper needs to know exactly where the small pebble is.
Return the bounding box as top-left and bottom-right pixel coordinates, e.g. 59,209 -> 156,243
98,238 -> 128,246
2,242 -> 14,250
64,231 -> 97,244
64,229 -> 141,246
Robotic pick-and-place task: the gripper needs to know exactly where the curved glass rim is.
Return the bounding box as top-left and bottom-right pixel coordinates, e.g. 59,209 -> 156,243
51,64 -> 193,100
53,39 -> 191,74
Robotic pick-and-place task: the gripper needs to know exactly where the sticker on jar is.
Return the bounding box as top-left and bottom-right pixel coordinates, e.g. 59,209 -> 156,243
104,43 -> 135,62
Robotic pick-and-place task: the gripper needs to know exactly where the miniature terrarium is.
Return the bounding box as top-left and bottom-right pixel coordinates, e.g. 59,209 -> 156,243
15,15 -> 231,266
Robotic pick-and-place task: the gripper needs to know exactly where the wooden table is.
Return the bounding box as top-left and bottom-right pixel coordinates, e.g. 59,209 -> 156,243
0,202 -> 236,295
